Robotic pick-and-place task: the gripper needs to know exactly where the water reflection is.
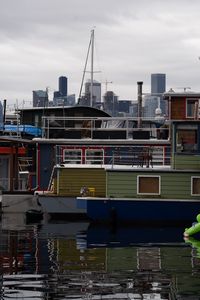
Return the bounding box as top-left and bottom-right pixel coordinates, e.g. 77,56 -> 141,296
1,213 -> 200,299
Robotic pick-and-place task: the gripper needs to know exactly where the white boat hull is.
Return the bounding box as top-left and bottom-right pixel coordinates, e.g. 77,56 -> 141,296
2,194 -> 41,214
38,195 -> 86,216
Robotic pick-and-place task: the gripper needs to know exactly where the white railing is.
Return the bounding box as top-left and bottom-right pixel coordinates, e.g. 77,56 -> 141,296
41,116 -> 169,140
54,145 -> 171,168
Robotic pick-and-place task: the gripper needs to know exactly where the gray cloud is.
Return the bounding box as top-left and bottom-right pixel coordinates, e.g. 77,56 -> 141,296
0,0 -> 200,108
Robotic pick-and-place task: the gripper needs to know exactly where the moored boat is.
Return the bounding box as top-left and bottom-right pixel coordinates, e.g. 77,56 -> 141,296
76,118 -> 200,224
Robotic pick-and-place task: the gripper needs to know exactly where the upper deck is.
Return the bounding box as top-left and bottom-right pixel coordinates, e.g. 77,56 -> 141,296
35,115 -> 170,142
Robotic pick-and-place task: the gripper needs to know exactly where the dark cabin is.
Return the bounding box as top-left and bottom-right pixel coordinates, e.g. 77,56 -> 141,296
19,106 -> 110,127
18,106 -> 111,139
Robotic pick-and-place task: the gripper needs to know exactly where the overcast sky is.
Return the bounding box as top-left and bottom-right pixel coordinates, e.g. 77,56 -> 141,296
1,0 -> 200,109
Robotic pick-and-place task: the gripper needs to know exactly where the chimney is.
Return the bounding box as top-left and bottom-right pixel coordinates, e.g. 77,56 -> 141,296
137,81 -> 143,128
3,99 -> 6,131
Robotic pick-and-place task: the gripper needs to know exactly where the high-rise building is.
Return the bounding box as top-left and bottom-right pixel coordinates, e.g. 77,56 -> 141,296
59,76 -> 68,97
130,101 -> 138,117
143,96 -> 160,118
151,73 -> 166,94
33,90 -> 48,107
53,76 -> 70,106
145,73 -> 167,118
118,100 -> 131,114
85,80 -> 101,106
103,91 -> 118,116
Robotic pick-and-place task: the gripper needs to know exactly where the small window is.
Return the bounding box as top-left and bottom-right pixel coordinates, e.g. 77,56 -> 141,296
186,98 -> 199,118
63,149 -> 82,164
85,149 -> 104,164
137,175 -> 161,195
176,128 -> 197,153
191,177 -> 200,195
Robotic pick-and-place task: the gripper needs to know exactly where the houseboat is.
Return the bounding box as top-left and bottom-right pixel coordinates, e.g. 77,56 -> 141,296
1,88 -> 200,223
0,135 -> 42,214
75,89 -> 200,224
33,112 -> 170,217
35,90 -> 200,222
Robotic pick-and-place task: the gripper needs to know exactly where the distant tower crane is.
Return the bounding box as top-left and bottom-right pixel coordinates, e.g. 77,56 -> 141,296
102,80 -> 113,94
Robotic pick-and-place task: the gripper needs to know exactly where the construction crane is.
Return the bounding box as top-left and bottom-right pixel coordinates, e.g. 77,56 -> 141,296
102,80 -> 113,94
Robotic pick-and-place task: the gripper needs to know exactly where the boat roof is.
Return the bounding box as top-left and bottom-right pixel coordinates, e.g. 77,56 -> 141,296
32,137 -> 170,145
54,163 -> 171,171
0,136 -> 35,144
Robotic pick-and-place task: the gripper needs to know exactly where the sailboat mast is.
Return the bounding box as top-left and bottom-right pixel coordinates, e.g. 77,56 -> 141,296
90,29 -> 94,107
78,29 -> 95,107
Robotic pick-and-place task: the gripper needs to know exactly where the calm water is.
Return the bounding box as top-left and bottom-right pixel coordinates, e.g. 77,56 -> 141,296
1,213 -> 200,299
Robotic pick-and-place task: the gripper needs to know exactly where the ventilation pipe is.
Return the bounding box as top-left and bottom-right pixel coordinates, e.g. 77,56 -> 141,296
3,99 -> 6,131
137,81 -> 143,128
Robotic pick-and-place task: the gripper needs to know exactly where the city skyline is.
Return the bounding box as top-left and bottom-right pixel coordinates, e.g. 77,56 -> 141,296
1,0 -> 200,107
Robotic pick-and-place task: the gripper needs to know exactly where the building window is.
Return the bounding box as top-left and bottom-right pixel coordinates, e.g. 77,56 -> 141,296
191,177 -> 200,195
137,175 -> 161,195
186,98 -> 199,118
85,149 -> 104,164
176,125 -> 198,153
63,149 -> 82,164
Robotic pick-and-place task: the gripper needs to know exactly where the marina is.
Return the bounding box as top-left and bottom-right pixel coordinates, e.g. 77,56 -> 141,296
1,90 -> 200,298
1,1 -> 200,299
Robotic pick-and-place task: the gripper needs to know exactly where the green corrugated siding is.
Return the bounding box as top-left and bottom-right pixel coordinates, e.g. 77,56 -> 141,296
161,173 -> 191,199
173,154 -> 200,170
107,172 -> 137,198
107,170 -> 199,199
57,168 -> 106,196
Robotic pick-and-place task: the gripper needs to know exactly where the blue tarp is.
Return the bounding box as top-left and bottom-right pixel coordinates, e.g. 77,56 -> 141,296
0,124 -> 42,137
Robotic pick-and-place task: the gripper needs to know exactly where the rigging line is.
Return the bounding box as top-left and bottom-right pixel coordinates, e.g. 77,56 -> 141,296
93,35 -> 103,82
78,33 -> 92,100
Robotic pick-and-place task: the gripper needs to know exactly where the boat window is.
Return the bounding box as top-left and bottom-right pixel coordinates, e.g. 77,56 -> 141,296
63,149 -> 82,164
85,149 -> 104,164
186,98 -> 199,118
34,114 -> 39,127
176,128 -> 198,153
191,177 -> 200,195
137,175 -> 160,195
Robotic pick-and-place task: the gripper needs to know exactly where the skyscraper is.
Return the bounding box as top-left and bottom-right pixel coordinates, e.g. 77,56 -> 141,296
85,80 -> 101,106
33,90 -> 48,107
151,73 -> 166,94
59,76 -> 68,97
143,74 -> 167,118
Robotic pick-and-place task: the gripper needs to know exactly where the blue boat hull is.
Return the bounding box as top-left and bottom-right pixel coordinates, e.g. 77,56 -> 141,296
77,198 -> 200,224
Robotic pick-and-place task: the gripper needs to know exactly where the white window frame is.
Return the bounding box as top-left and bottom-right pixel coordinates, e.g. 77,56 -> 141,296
191,176 -> 200,196
63,149 -> 82,164
137,175 -> 161,195
85,148 -> 104,164
186,98 -> 199,118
